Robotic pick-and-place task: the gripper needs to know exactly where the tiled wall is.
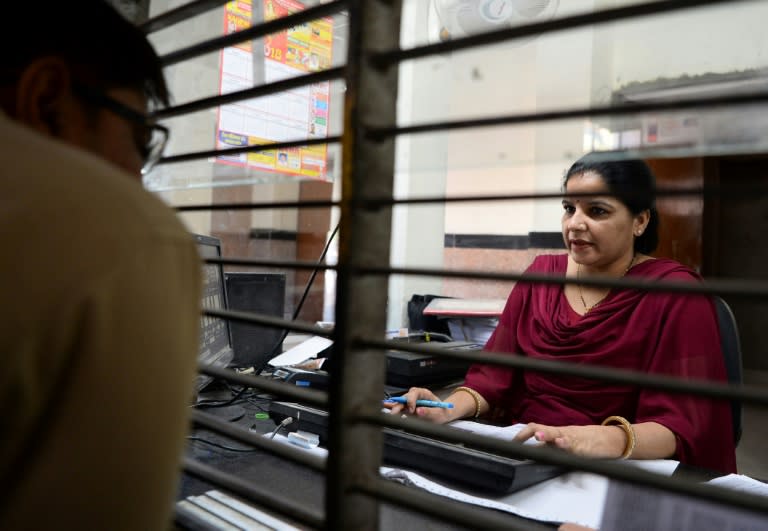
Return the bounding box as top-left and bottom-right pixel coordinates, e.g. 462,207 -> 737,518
442,243 -> 565,300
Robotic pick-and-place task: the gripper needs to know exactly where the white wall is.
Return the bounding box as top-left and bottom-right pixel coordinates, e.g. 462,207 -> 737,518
388,0 -> 452,329
609,0 -> 768,89
438,0 -> 768,237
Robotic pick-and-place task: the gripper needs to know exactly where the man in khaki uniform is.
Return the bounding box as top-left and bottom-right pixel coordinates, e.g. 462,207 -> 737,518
0,1 -> 201,529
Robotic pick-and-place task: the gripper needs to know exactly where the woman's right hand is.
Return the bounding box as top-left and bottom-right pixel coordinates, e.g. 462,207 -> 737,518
383,387 -> 455,424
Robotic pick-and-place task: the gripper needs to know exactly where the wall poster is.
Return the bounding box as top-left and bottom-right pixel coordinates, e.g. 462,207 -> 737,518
216,0 -> 332,179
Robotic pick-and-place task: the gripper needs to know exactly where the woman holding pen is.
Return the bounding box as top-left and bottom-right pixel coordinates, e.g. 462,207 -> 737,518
387,153 -> 736,474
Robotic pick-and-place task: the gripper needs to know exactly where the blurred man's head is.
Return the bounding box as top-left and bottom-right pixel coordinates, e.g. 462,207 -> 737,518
0,0 -> 170,177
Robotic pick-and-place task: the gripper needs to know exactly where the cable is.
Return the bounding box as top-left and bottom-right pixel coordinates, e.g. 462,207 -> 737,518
266,416 -> 294,439
186,436 -> 257,453
193,384 -> 250,409
255,221 -> 341,375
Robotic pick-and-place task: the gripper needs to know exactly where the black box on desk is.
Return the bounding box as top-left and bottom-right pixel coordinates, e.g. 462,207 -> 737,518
224,272 -> 286,369
385,340 -> 481,388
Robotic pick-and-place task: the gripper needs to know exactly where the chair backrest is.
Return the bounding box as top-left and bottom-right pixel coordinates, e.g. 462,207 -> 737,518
713,296 -> 743,446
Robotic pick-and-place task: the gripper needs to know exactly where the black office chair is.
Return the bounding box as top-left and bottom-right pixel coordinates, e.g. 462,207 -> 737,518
713,296 -> 743,447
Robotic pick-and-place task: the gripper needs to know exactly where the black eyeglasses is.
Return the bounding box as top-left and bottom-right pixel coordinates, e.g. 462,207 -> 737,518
72,83 -> 169,175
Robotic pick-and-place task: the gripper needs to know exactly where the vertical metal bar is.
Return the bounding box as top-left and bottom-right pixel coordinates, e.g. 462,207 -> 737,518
326,0 -> 402,529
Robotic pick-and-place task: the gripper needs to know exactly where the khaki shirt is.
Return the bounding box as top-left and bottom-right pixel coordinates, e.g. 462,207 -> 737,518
0,112 -> 202,530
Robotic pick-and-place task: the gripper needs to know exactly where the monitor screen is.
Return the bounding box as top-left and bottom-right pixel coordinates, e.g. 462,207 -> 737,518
194,234 -> 234,389
224,272 -> 286,370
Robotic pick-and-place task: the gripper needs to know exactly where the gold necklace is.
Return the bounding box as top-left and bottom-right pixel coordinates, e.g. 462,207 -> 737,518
577,254 -> 636,313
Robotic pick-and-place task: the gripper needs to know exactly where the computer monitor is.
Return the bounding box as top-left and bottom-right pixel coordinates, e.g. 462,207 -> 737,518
195,234 -> 235,391
224,272 -> 286,370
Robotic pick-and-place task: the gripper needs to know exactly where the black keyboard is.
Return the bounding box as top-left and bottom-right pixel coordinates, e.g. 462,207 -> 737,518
269,401 -> 564,495
382,429 -> 564,495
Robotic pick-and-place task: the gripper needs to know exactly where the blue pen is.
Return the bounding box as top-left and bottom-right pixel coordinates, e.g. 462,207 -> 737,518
383,396 -> 454,409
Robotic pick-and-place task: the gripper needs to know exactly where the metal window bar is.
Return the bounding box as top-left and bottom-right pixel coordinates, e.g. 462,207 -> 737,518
140,0 -> 768,529
172,185 -> 746,212
160,134 -> 342,166
371,0 -> 745,66
155,0 -> 348,66
182,458 -> 325,528
153,68 -> 345,120
140,0 -> 231,34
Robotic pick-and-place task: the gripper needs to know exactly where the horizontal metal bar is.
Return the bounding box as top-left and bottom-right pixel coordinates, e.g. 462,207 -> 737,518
174,184 -> 755,212
140,0 -> 229,34
159,0 -> 348,67
358,337 -> 768,407
182,457 -> 325,528
357,265 -> 768,301
372,0 -> 740,66
153,67 -> 345,120
361,185 -> 735,209
159,134 -> 341,165
203,308 -> 331,336
355,474 -> 552,531
358,411 -> 768,516
367,90 -> 768,139
197,364 -> 328,408
177,198 -> 339,212
190,410 -> 325,471
203,256 -> 337,271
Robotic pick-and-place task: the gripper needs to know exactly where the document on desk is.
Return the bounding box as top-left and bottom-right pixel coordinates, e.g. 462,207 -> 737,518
448,420 -> 535,443
268,336 -> 333,367
600,475 -> 768,531
706,473 -> 768,496
381,460 -> 679,528
382,419 -> 679,528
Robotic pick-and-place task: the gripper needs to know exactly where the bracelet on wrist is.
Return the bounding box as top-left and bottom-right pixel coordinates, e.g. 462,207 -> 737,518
601,415 -> 636,459
454,386 -> 482,419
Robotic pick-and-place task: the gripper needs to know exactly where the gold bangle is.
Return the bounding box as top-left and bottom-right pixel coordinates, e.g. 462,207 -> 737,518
454,386 -> 482,419
601,415 -> 636,459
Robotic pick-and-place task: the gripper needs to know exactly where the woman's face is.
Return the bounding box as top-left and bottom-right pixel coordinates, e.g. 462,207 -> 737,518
561,171 -> 648,270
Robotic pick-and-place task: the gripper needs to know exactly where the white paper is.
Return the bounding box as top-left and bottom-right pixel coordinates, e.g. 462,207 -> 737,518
618,458 -> 680,477
384,420 -> 680,527
448,420 -> 537,444
380,466 -> 608,528
601,479 -> 768,531
268,336 -> 333,367
707,473 -> 768,496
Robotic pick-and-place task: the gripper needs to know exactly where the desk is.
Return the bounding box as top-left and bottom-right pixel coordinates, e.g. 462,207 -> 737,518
180,386 -> 739,530
178,386 -> 558,530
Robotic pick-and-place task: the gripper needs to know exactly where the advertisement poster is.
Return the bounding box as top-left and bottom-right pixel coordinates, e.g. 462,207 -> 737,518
216,0 -> 332,179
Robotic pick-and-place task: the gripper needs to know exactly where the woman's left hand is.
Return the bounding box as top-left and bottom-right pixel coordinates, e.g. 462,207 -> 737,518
513,423 -> 626,459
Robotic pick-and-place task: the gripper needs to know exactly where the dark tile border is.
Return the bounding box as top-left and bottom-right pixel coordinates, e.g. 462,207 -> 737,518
444,232 -> 564,250
529,232 -> 565,249
249,229 -> 298,241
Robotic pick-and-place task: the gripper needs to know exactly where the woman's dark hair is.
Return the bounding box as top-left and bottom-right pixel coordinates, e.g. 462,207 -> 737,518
564,152 -> 659,254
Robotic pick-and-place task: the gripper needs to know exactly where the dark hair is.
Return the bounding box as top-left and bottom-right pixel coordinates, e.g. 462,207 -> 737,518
563,152 -> 659,254
0,0 -> 169,108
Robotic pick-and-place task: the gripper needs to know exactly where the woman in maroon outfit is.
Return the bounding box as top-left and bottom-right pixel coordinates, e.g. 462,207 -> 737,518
390,154 -> 736,474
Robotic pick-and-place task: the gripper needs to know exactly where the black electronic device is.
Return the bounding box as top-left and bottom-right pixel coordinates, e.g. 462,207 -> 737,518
385,340 -> 481,388
269,401 -> 329,441
194,234 -> 235,391
267,401 -> 563,495
271,367 -> 330,390
381,429 -> 564,495
224,272 -> 286,369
